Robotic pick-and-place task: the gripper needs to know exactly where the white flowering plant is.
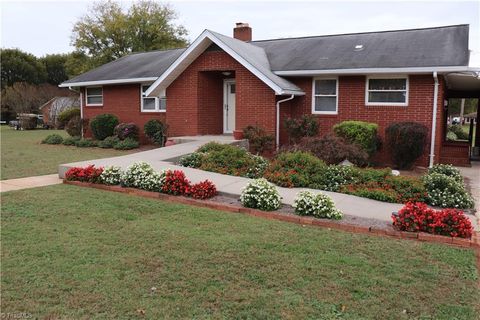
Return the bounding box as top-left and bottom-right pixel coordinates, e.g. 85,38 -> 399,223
179,152 -> 205,168
245,154 -> 269,179
240,178 -> 281,211
320,165 -> 357,192
427,164 -> 463,183
100,165 -> 123,185
293,191 -> 343,220
423,172 -> 474,209
121,162 -> 165,191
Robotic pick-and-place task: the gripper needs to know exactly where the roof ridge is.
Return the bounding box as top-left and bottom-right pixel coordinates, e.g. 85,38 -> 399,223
125,47 -> 186,56
250,24 -> 469,43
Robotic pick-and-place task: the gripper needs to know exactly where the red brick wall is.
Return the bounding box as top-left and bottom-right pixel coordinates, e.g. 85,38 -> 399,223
81,84 -> 166,142
281,75 -> 445,167
166,50 -> 276,136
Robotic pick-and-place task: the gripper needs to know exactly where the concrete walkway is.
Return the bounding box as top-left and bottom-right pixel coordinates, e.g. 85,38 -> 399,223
0,174 -> 62,192
57,136 -> 480,227
457,161 -> 480,221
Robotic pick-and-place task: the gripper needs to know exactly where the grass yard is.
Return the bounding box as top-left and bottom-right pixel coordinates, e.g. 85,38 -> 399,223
2,184 -> 479,319
0,126 -> 139,180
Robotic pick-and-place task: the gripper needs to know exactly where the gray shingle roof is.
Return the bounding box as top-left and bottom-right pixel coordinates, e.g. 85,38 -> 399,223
252,24 -> 469,71
60,24 -> 470,87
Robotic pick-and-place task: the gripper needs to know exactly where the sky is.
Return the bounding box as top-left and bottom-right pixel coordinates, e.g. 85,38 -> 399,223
1,0 -> 479,57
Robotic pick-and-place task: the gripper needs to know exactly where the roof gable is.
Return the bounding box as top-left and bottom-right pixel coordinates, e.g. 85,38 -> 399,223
145,30 -> 304,96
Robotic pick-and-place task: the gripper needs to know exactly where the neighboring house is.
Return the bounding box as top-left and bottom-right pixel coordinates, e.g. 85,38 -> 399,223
60,23 -> 480,167
40,96 -> 80,127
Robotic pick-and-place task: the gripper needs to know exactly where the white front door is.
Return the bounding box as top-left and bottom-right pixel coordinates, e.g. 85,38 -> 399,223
223,80 -> 236,133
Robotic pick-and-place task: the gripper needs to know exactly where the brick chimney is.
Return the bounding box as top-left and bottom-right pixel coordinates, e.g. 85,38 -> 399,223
233,22 -> 252,42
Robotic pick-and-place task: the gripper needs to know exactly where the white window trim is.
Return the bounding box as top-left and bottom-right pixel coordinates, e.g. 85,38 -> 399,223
85,86 -> 103,106
311,77 -> 339,115
140,84 -> 166,113
365,75 -> 409,106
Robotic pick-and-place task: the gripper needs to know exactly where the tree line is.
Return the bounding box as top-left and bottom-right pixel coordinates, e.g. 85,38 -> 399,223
1,0 -> 188,121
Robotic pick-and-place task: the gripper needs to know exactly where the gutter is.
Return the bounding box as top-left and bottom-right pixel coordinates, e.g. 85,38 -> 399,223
276,95 -> 295,150
429,72 -> 439,168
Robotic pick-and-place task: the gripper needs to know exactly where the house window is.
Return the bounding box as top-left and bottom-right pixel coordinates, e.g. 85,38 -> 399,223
312,78 -> 338,114
366,77 -> 408,106
141,85 -> 166,112
85,87 -> 103,106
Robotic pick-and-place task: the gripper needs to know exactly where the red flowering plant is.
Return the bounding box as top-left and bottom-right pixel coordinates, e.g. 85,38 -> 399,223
188,180 -> 218,200
65,165 -> 104,183
161,170 -> 191,195
392,202 -> 473,238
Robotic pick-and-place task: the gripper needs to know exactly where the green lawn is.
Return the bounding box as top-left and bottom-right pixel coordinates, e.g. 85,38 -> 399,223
2,184 -> 479,319
0,126 -> 137,180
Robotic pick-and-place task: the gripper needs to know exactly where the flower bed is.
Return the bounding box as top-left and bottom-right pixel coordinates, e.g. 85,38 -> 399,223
392,202 -> 473,238
64,162 -> 217,200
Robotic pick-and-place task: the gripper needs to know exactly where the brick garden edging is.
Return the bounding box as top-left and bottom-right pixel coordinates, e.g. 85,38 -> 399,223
63,180 -> 480,250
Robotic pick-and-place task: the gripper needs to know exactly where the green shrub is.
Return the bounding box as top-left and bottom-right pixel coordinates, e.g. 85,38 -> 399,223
97,136 -> 120,149
384,175 -> 427,203
448,124 -> 469,140
242,125 -> 275,154
74,139 -> 97,148
65,116 -> 82,137
240,178 -> 281,211
385,122 -> 428,169
198,144 -> 268,178
333,121 -> 379,156
264,151 -> 326,188
428,164 -> 463,183
284,115 -> 319,143
144,119 -> 167,146
113,137 -> 139,150
342,184 -> 399,203
57,108 -> 80,128
41,134 -> 63,144
114,123 -> 139,141
446,131 -> 458,141
354,167 -> 392,183
90,114 -> 119,140
62,136 -> 81,146
293,191 -> 343,219
179,152 -> 205,168
423,173 -> 473,209
287,134 -> 369,166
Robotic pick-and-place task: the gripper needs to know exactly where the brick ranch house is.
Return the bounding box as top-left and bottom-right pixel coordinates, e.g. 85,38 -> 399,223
60,23 -> 480,167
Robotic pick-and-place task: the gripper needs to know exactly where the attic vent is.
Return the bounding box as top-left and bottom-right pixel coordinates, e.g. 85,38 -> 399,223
354,44 -> 364,51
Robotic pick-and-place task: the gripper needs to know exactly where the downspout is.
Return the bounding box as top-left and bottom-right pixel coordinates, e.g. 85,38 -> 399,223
429,72 -> 439,168
276,94 -> 295,150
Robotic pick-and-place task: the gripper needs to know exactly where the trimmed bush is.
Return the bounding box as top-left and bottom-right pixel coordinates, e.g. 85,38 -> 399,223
243,125 -> 275,154
113,137 -> 139,150
62,136 -> 81,146
385,122 -> 428,169
98,136 -> 120,149
448,124 -> 469,140
65,165 -> 103,183
57,108 -> 80,128
144,119 -> 167,146
114,123 -> 139,141
333,121 -> 379,156
392,202 -> 473,238
423,173 -> 474,209
65,116 -> 82,137
428,164 -> 463,183
161,170 -> 190,195
42,134 -> 63,144
75,139 -> 97,148
284,115 -> 319,143
188,180 -> 217,199
179,152 -> 205,168
287,135 -> 368,166
293,191 -> 343,220
100,166 -> 123,185
240,178 -> 281,211
197,142 -> 229,153
121,162 -> 164,191
90,114 -> 119,140
446,131 -> 458,141
264,151 -> 326,188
